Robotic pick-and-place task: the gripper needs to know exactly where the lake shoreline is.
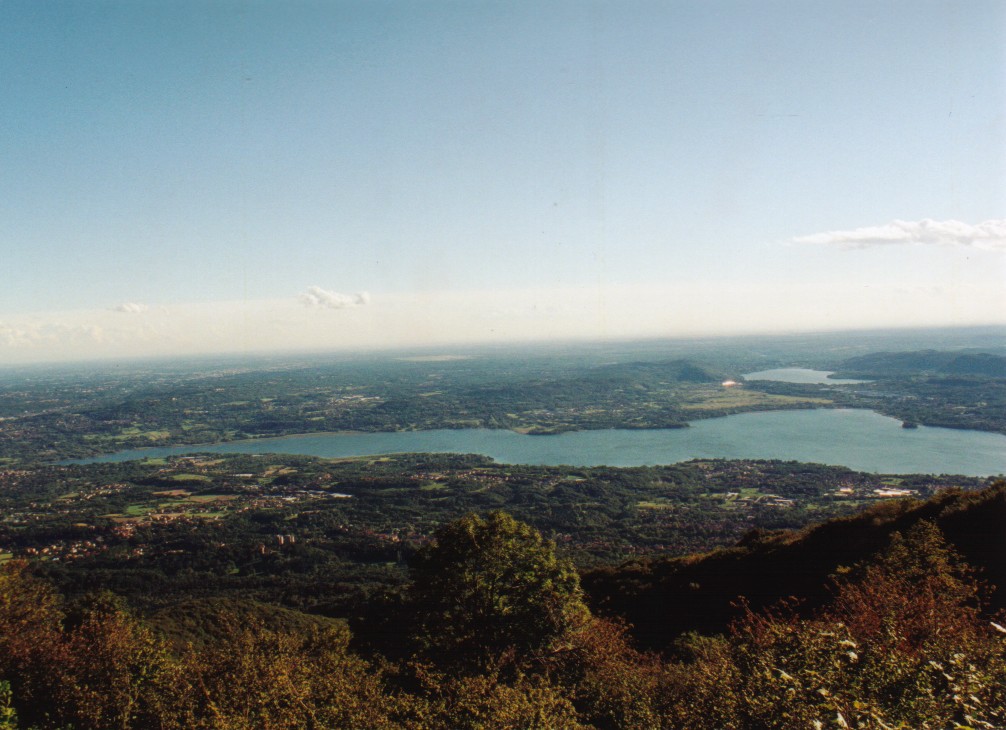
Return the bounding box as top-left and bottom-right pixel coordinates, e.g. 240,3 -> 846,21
64,408 -> 1006,477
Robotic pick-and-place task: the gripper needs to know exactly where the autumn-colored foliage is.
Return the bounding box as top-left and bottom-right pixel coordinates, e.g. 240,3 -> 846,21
0,561 -> 64,722
662,521 -> 1006,729
0,505 -> 1002,728
52,602 -> 191,730
546,616 -> 666,729
185,617 -> 395,730
401,664 -> 585,729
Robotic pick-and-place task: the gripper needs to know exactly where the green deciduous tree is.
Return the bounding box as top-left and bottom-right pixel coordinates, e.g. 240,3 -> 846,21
0,681 -> 19,730
409,511 -> 589,669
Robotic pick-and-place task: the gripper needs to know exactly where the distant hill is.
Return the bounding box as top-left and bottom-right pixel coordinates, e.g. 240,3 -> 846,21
582,482 -> 1006,652
589,359 -> 722,384
145,596 -> 348,651
942,352 -> 1006,376
835,349 -> 1006,378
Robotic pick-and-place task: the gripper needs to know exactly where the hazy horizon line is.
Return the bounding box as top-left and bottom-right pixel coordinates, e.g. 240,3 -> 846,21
2,321 -> 1004,371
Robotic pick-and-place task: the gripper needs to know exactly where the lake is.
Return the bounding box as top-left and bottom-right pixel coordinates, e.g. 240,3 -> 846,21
742,368 -> 870,385
74,408 -> 1006,476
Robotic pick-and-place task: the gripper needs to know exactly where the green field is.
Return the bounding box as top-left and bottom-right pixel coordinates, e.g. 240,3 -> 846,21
680,386 -> 831,411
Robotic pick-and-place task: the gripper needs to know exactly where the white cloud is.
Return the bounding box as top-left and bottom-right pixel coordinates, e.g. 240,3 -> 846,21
0,320 -> 107,349
299,286 -> 370,309
0,323 -> 36,348
112,302 -> 149,314
0,276 -> 1000,365
792,219 -> 1006,250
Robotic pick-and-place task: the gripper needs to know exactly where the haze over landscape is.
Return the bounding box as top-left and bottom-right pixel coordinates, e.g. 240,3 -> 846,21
1,1 -> 1003,363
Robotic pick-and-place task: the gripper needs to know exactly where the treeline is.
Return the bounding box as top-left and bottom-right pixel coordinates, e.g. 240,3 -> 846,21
0,489 -> 1004,729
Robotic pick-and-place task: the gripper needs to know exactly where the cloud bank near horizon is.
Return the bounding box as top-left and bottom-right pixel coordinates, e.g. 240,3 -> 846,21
300,286 -> 371,310
0,280 -> 1002,365
792,219 -> 1006,250
111,302 -> 149,314
0,320 -> 107,349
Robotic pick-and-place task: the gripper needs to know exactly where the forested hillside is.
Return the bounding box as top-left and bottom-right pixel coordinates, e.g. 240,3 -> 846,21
584,482 -> 1006,650
0,483 -> 1002,728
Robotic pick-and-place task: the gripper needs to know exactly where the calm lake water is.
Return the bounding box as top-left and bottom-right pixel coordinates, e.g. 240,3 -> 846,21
76,409 -> 1006,476
742,368 -> 870,385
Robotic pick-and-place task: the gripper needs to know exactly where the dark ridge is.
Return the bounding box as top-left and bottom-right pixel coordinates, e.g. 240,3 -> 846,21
582,481 -> 1006,653
591,359 -> 722,384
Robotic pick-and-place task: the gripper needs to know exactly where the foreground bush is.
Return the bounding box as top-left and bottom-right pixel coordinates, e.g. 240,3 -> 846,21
185,618 -> 395,729
663,521 -> 1006,729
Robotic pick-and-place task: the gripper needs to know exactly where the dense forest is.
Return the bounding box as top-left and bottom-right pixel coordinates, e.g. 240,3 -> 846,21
0,483 -> 1003,729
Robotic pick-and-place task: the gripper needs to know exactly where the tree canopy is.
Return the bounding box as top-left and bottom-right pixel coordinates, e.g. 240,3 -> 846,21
408,511 -> 590,667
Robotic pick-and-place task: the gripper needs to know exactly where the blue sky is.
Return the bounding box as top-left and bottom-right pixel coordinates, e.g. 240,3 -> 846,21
1,1 -> 1003,362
